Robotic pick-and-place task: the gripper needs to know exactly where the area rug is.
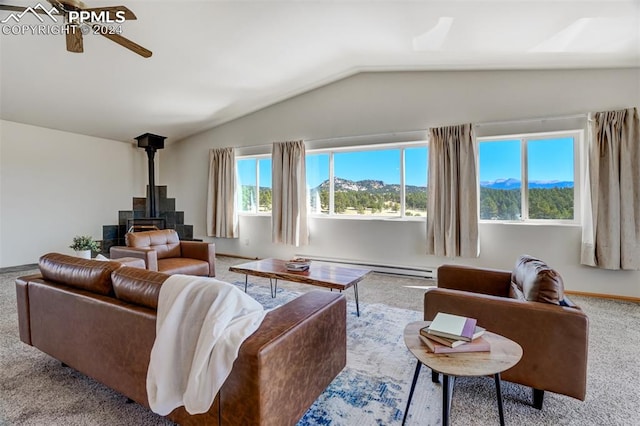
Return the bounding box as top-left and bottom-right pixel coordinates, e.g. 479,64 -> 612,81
234,282 -> 434,425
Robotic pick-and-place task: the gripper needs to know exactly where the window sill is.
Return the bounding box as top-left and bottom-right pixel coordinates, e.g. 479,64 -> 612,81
238,213 -> 426,222
309,215 -> 426,222
479,220 -> 580,227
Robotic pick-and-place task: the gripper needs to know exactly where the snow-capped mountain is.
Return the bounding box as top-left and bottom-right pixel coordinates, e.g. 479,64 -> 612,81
480,178 -> 573,189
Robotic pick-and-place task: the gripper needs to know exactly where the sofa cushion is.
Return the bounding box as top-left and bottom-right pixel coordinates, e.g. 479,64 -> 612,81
126,229 -> 181,259
157,258 -> 210,276
511,255 -> 565,305
39,252 -> 121,296
112,266 -> 168,310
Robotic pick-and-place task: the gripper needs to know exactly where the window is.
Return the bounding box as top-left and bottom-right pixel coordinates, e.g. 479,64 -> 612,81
236,157 -> 272,214
478,131 -> 580,222
308,144 -> 427,218
239,142 -> 428,219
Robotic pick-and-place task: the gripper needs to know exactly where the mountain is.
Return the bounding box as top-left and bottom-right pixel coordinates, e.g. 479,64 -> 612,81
313,177 -> 425,193
306,177 -> 573,193
480,178 -> 521,189
480,178 -> 573,189
320,178 -> 389,192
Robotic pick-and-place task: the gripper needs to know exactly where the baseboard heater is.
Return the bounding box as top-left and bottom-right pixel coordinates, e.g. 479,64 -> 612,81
295,255 -> 436,279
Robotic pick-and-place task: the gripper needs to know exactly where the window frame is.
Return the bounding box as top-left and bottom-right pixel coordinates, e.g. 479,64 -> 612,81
306,141 -> 427,220
236,141 -> 428,220
477,129 -> 583,225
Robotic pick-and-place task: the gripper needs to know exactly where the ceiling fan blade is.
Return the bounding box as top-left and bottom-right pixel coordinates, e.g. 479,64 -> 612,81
84,6 -> 136,20
46,0 -> 65,11
0,5 -> 27,12
66,25 -> 83,53
93,25 -> 151,58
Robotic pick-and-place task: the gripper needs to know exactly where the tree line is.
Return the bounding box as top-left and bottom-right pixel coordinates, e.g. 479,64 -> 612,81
480,187 -> 573,220
240,185 -> 573,219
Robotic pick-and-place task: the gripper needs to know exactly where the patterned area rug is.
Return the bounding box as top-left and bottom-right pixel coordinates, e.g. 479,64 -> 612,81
233,282 -> 438,426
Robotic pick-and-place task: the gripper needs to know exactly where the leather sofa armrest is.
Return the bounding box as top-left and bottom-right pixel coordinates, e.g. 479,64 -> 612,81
219,291 -> 347,426
180,241 -> 216,277
424,288 -> 588,400
110,247 -> 158,271
437,264 -> 512,297
15,274 -> 42,345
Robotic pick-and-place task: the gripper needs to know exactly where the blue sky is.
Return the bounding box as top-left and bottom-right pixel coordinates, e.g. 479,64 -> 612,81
335,150 -> 401,185
479,137 -> 574,182
306,147 -> 428,188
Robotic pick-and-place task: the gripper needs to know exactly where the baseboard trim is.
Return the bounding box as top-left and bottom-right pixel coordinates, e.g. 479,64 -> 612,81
565,290 -> 640,303
0,263 -> 38,274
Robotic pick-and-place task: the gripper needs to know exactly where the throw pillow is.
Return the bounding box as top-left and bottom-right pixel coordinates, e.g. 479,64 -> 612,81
511,255 -> 565,305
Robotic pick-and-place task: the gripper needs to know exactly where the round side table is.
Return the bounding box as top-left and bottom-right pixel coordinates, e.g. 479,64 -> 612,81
402,321 -> 523,426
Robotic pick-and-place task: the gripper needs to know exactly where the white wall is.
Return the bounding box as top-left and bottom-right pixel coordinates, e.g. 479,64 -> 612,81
0,120 -> 148,267
163,68 -> 640,298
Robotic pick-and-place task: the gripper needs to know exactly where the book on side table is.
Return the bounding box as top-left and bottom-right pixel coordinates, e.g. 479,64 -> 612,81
419,333 -> 491,354
425,312 -> 485,341
419,329 -> 467,348
418,314 -> 489,354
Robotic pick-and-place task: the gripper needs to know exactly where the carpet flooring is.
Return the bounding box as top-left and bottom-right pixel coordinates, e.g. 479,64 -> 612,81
1,256 -> 639,425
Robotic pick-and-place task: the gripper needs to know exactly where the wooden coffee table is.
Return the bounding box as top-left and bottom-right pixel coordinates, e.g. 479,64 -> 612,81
402,321 -> 523,426
229,258 -> 371,316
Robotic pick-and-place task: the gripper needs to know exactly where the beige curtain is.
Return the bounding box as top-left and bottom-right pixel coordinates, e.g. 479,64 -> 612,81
426,123 -> 479,258
206,147 -> 238,238
581,107 -> 640,270
271,140 -> 309,246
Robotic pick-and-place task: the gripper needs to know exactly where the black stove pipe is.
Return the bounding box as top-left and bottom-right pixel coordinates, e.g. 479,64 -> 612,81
134,133 -> 166,218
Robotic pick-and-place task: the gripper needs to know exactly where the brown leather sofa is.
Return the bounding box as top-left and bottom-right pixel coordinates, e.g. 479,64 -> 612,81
110,229 -> 216,277
424,257 -> 589,409
16,253 -> 347,425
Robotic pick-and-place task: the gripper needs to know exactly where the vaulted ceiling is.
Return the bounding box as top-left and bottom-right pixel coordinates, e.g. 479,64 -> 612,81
1,0 -> 638,143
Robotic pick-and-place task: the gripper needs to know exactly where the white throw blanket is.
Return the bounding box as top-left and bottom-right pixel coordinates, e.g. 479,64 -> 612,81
146,274 -> 266,415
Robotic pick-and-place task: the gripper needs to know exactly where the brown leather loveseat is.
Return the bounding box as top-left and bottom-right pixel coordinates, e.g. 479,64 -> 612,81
110,229 -> 216,277
424,255 -> 589,409
16,253 -> 347,425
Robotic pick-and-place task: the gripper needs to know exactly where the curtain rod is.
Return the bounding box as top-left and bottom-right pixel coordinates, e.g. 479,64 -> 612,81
234,113 -> 587,150
474,113 -> 587,128
307,129 -> 427,144
235,129 -> 427,151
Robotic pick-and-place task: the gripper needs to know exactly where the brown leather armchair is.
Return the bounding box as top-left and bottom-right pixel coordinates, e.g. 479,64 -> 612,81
110,229 -> 215,277
424,261 -> 589,409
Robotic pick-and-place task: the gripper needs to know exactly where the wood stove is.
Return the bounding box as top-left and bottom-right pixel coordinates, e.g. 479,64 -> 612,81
100,133 -> 194,256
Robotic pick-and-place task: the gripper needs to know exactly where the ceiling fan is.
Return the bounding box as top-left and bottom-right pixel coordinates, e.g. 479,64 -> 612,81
0,0 -> 151,57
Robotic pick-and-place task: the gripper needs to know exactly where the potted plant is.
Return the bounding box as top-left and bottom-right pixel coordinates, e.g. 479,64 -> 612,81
69,235 -> 100,259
